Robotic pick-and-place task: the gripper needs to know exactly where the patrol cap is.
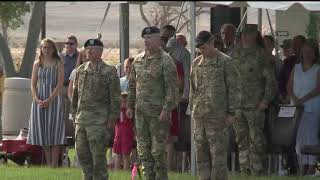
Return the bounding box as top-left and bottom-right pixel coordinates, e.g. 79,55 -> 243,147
280,39 -> 292,49
84,38 -> 104,48
241,24 -> 258,33
195,30 -> 213,48
141,26 -> 160,38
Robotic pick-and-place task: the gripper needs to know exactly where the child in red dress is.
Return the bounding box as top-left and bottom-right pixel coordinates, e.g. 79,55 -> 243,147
113,92 -> 134,170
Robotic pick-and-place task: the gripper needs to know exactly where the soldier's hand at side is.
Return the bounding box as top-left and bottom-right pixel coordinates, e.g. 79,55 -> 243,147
160,110 -> 171,122
127,108 -> 134,119
257,101 -> 268,111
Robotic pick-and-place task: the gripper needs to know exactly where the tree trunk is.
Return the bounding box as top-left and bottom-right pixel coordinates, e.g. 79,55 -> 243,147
0,32 -> 17,76
1,20 -> 8,44
19,1 -> 46,78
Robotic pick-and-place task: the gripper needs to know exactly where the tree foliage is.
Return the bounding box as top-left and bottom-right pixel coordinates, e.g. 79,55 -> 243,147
0,2 -> 31,43
0,2 -> 46,78
306,12 -> 319,41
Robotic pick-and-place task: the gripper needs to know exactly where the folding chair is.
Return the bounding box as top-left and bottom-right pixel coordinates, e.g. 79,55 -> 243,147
267,105 -> 303,175
300,143 -> 320,172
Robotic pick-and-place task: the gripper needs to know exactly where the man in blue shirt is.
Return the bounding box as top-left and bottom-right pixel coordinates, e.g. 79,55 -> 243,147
59,35 -> 79,123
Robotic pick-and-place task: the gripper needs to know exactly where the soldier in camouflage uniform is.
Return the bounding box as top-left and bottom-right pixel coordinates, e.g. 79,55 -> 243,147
190,30 -> 241,180
127,26 -> 179,180
231,24 -> 278,175
72,39 -> 121,180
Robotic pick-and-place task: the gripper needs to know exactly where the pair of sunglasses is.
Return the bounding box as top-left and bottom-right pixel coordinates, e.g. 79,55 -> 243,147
65,42 -> 75,45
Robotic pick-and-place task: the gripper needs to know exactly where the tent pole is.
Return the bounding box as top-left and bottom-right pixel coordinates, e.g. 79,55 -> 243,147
266,9 -> 279,58
119,3 -> 129,77
236,8 -> 248,32
189,0 -> 196,176
258,8 -> 262,32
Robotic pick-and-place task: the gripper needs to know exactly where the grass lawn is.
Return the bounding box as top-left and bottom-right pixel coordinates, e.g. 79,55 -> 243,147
0,164 -> 318,180
0,148 -> 318,180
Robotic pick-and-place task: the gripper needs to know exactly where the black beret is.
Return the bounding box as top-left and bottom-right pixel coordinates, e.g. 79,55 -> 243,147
84,39 -> 104,48
195,30 -> 213,48
141,26 -> 160,38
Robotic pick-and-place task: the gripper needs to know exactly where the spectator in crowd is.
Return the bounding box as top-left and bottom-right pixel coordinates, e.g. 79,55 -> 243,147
221,25 -> 240,171
72,38 -> 120,180
263,35 -> 283,81
161,25 -> 176,52
59,35 -> 79,131
190,30 -> 240,180
113,57 -> 135,171
279,35 -> 306,104
276,35 -> 306,175
127,26 -> 178,180
287,39 -> 320,176
231,24 -> 278,175
176,33 -> 187,47
213,34 -> 224,52
160,36 -> 169,52
68,47 -> 88,101
220,23 -> 237,56
166,33 -> 191,170
280,39 -> 293,60
27,38 -> 65,167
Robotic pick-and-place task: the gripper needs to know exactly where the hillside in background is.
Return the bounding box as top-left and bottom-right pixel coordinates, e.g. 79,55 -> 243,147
9,2 -> 275,48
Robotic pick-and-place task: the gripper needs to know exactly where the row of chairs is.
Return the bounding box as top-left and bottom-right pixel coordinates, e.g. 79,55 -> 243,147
173,104 -> 317,175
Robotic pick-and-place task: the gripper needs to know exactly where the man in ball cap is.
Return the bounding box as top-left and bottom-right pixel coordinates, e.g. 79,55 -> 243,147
165,32 -> 191,171
231,24 -> 277,175
72,38 -> 121,180
280,39 -> 293,60
190,30 -> 240,180
127,26 -> 179,180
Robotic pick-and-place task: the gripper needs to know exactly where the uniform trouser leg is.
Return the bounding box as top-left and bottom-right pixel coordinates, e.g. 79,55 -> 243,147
194,118 -> 228,180
234,112 -> 250,172
136,112 -> 155,180
136,111 -> 170,180
246,110 -> 266,174
76,125 -> 110,180
235,110 -> 266,174
150,117 -> 170,180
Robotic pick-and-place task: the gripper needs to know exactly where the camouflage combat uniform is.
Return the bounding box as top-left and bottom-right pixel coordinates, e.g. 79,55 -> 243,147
72,61 -> 121,180
128,49 -> 178,180
231,46 -> 277,175
190,51 -> 241,180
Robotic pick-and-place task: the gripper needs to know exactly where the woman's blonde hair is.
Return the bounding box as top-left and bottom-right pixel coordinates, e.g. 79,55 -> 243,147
38,38 -> 61,66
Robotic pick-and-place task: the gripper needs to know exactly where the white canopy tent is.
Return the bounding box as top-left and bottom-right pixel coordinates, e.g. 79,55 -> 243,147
157,1 -> 320,175
159,1 -> 320,11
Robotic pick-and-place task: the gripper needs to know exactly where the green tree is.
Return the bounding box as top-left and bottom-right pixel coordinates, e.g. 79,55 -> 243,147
0,2 -> 46,78
0,2 -> 31,43
306,12 -> 319,40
